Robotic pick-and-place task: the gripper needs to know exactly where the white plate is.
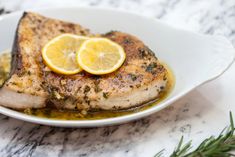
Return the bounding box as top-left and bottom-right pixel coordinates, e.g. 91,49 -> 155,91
0,7 -> 234,127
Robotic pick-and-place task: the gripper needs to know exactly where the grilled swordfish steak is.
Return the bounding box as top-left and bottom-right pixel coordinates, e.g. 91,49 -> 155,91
0,12 -> 169,111
0,12 -> 90,109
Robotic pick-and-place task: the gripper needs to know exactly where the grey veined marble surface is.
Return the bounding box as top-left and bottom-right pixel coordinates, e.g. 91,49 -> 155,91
0,0 -> 235,157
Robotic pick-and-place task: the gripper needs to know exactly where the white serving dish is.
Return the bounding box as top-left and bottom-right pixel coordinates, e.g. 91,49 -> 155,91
0,7 -> 234,127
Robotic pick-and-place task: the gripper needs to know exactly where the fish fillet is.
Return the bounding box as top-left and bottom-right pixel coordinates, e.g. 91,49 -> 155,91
0,12 -> 90,109
0,12 -> 168,111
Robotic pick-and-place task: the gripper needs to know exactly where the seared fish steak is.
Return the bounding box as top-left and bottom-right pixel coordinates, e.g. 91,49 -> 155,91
0,12 -> 90,109
44,31 -> 168,110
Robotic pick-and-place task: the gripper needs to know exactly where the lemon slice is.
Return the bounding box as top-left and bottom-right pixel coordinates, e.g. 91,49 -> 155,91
42,34 -> 89,75
76,38 -> 126,75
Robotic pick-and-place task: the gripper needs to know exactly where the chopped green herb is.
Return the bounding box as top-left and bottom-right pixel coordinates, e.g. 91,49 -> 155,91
146,62 -> 157,73
103,92 -> 110,99
84,85 -> 91,93
128,73 -> 137,81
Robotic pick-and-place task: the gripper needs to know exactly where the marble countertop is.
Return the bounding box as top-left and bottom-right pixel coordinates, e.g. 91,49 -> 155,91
0,0 -> 235,157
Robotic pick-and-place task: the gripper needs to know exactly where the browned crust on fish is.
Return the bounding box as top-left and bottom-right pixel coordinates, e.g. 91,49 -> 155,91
6,12 -> 90,95
0,12 -> 91,109
44,31 -> 168,110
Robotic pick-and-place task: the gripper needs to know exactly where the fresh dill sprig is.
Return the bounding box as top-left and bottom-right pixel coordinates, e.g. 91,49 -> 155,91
155,112 -> 235,157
